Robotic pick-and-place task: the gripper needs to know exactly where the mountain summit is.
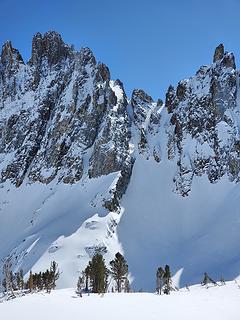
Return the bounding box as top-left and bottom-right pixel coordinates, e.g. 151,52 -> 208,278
0,32 -> 240,290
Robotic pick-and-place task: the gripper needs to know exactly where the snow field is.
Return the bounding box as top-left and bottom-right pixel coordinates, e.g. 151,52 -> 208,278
0,281 -> 239,320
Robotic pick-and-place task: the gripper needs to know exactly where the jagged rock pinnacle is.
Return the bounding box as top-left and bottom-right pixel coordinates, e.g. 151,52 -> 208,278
1,40 -> 24,67
29,31 -> 72,66
213,43 -> 224,62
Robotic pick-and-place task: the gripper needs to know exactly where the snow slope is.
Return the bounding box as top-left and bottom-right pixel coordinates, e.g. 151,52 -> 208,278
119,105 -> 240,290
0,282 -> 239,320
0,174 -> 123,288
119,153 -> 240,290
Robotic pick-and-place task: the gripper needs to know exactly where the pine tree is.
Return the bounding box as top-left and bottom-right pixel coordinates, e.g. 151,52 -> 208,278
23,262 -> 60,294
85,253 -> 108,293
28,271 -> 34,293
156,267 -> 165,295
16,270 -> 24,291
201,272 -> 217,287
163,265 -> 172,295
76,276 -> 84,297
37,272 -> 43,290
124,278 -> 131,293
45,269 -> 51,293
104,268 -> 109,293
156,265 -> 173,295
83,265 -> 91,293
110,252 -> 129,293
2,260 -> 14,296
50,261 -> 60,290
9,271 -> 16,291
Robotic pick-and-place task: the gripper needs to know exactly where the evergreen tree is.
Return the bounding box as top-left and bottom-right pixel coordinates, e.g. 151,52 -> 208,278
9,271 -> 16,291
163,265 -> 172,295
156,265 -> 173,295
2,260 -> 14,295
201,272 -> 217,287
104,268 -> 109,293
28,271 -> 34,293
37,272 -> 43,291
25,261 -> 60,293
44,269 -> 51,293
83,265 -> 91,293
16,270 -> 24,291
124,278 -> 131,293
156,267 -> 165,295
50,261 -> 60,290
76,276 -> 84,297
85,253 -> 108,293
110,252 -> 129,293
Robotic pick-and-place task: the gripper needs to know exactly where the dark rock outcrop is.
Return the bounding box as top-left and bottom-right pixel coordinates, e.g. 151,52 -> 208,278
213,43 -> 224,63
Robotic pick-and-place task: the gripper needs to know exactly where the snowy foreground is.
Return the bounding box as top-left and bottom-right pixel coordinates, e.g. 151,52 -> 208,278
0,282 -> 239,320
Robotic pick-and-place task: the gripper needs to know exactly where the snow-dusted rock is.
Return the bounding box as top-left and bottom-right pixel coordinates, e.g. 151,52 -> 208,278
1,34 -> 240,290
165,45 -> 239,195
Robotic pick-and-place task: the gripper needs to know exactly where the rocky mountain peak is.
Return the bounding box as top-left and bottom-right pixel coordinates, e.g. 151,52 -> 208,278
165,85 -> 176,114
131,89 -> 153,105
29,31 -> 73,66
79,47 -> 97,68
1,40 -> 24,69
131,89 -> 153,124
164,43 -> 239,196
213,43 -> 224,62
0,34 -> 240,290
221,52 -> 236,69
213,44 -> 236,69
96,62 -> 110,82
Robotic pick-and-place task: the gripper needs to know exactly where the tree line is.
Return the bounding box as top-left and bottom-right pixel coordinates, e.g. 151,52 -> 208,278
1,252 -> 226,298
0,252 -> 129,297
1,260 -> 60,297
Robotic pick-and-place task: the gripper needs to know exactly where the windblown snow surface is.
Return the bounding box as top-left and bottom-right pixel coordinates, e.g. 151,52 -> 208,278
0,282 -> 239,320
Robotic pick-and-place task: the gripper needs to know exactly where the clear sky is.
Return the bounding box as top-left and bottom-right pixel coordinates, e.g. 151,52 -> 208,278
1,0 -> 240,100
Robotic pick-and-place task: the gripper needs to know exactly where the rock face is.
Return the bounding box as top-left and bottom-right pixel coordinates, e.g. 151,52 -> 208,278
165,48 -> 239,196
0,32 -> 133,194
0,34 -> 240,289
0,32 -> 136,286
213,43 -> 224,62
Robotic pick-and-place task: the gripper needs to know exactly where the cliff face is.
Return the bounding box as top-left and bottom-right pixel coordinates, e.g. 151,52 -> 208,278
165,45 -> 239,196
0,33 -> 240,289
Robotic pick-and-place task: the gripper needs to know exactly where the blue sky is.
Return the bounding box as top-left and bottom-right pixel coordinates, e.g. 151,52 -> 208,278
1,0 -> 240,99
